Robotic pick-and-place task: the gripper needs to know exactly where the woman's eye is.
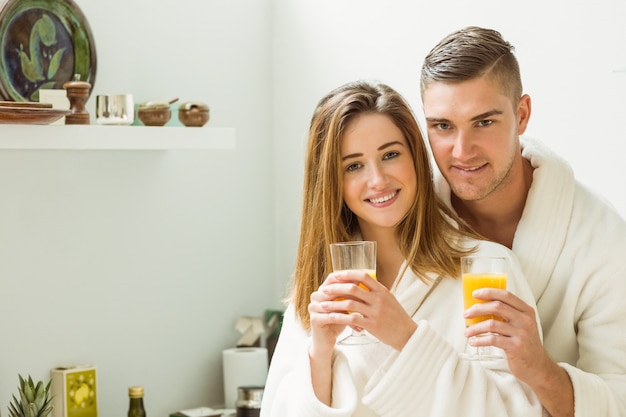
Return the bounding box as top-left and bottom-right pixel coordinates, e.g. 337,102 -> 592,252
346,163 -> 362,172
383,151 -> 399,160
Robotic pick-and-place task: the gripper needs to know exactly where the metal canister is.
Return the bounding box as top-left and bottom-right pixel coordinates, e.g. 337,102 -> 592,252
235,385 -> 264,417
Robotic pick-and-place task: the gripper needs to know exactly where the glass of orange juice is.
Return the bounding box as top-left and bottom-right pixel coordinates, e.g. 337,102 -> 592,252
330,241 -> 378,345
461,256 -> 507,360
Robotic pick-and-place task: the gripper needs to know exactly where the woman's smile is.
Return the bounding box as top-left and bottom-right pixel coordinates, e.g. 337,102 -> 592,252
367,190 -> 399,205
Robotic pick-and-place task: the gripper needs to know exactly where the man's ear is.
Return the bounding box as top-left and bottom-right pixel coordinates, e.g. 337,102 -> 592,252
517,94 -> 531,135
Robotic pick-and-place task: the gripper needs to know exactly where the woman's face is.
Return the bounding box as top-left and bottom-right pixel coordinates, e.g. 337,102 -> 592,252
340,112 -> 417,234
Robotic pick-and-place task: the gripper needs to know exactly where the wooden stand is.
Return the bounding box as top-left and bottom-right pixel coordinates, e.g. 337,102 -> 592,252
63,77 -> 91,125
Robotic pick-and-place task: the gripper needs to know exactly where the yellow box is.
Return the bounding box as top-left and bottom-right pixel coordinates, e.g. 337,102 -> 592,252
50,366 -> 98,417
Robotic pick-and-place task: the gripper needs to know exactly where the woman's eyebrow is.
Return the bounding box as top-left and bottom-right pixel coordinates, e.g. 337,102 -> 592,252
378,140 -> 404,151
342,140 -> 405,161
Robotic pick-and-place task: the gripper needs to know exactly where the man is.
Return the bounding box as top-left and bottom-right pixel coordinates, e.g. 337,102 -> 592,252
420,26 -> 626,417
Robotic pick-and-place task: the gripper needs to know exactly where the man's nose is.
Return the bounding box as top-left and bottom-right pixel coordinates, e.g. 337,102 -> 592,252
451,130 -> 475,160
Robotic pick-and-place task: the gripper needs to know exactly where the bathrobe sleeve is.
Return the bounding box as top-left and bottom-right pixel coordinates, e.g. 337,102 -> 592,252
362,320 -> 542,416
261,266 -> 544,417
362,247 -> 543,417
260,305 -> 359,417
515,137 -> 626,416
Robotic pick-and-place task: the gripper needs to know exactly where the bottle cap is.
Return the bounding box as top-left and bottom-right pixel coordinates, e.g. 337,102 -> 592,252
128,386 -> 144,398
236,385 -> 264,404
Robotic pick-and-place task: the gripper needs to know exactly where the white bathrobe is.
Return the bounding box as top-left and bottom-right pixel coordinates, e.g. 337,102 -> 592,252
261,240 -> 543,417
435,136 -> 626,416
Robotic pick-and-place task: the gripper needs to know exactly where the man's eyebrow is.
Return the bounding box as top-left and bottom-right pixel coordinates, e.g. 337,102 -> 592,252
470,109 -> 503,121
425,110 -> 503,124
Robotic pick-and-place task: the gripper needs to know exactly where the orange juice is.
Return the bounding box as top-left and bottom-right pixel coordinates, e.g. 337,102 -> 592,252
335,269 -> 376,303
462,273 -> 507,326
360,269 -> 377,288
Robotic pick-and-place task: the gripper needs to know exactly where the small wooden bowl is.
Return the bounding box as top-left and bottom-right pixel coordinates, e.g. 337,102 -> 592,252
137,107 -> 171,126
178,102 -> 209,127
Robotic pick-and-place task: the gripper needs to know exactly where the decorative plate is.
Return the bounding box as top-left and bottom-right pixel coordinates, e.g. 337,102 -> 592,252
0,104 -> 70,124
0,99 -> 52,108
0,0 -> 96,102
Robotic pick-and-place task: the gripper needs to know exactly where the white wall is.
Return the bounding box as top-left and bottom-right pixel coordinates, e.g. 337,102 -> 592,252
0,0 -> 279,416
2,1 -> 625,416
272,0 -> 626,292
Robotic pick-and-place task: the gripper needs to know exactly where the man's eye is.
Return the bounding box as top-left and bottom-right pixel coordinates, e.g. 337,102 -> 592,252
434,123 -> 450,131
478,120 -> 493,127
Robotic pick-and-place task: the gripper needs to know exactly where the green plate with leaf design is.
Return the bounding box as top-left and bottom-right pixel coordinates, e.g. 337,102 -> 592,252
0,0 -> 96,102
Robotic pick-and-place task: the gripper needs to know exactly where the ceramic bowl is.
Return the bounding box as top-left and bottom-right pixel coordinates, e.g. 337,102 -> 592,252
95,94 -> 134,125
178,102 -> 209,127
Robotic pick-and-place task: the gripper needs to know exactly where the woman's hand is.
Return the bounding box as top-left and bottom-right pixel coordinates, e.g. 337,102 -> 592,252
312,270 -> 417,351
308,272 -> 350,354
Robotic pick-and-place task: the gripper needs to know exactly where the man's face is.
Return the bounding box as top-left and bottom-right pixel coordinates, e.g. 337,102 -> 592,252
422,76 -> 528,203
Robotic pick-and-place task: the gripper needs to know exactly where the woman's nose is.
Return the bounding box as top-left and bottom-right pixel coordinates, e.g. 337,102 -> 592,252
367,164 -> 387,188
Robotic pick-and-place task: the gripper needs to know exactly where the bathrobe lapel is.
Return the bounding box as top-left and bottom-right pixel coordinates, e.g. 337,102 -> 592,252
391,264 -> 442,318
514,137 -> 575,302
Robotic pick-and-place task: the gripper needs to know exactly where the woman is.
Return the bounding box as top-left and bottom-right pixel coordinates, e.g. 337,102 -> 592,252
261,81 -> 542,416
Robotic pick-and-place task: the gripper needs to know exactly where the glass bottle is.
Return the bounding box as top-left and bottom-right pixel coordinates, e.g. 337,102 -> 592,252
236,386 -> 263,417
128,386 -> 146,417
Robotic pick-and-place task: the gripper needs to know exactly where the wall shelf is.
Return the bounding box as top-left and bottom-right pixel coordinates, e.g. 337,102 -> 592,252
0,124 -> 236,150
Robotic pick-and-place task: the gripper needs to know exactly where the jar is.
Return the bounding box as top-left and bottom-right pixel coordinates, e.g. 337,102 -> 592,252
178,101 -> 210,127
235,385 -> 263,417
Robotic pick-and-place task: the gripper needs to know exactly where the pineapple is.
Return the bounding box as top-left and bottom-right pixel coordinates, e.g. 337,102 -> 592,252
8,375 -> 53,417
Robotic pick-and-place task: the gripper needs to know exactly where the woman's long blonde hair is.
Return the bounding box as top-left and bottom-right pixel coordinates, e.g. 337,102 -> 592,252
292,81 -> 478,329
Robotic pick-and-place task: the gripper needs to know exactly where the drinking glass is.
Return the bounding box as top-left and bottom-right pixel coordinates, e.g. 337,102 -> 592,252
461,256 -> 507,360
330,241 -> 378,345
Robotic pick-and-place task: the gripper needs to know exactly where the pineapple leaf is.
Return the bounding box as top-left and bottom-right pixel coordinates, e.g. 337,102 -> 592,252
26,403 -> 36,417
8,396 -> 21,417
17,389 -> 29,416
24,376 -> 35,403
39,396 -> 53,415
33,396 -> 44,411
9,375 -> 54,417
34,380 -> 43,396
39,404 -> 53,417
17,375 -> 28,405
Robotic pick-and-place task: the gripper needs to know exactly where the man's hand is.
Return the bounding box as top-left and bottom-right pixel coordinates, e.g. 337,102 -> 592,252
465,289 -> 574,417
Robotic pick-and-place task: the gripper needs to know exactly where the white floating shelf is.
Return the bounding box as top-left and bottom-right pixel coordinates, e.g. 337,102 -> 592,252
0,124 -> 236,150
